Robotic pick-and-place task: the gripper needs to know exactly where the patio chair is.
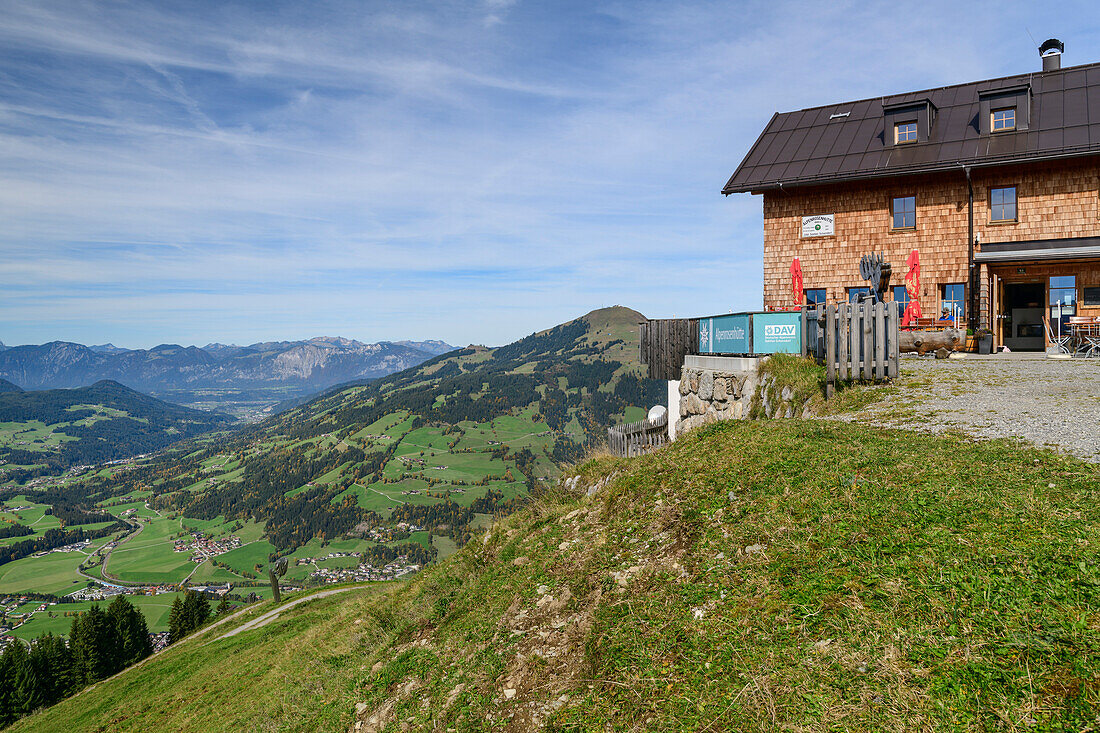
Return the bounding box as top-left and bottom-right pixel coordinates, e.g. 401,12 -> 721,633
1074,316 -> 1100,358
1044,315 -> 1072,355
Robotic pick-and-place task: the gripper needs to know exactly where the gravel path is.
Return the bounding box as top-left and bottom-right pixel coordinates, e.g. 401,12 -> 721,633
837,355 -> 1100,462
214,586 -> 357,640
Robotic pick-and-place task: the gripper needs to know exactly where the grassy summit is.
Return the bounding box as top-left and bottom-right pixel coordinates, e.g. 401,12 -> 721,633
14,418 -> 1100,732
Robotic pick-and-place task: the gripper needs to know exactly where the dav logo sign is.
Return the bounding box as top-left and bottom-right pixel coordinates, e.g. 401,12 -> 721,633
764,324 -> 797,339
752,313 -> 801,354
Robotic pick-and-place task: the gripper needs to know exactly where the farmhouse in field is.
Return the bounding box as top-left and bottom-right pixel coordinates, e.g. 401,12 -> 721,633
723,40 -> 1100,352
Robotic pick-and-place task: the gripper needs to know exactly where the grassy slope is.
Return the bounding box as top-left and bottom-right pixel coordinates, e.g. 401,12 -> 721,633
16,418 -> 1100,732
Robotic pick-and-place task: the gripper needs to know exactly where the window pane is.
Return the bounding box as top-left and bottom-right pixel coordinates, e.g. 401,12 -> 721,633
992,108 -> 1016,131
1050,276 -> 1076,308
991,187 -> 1016,221
893,285 -> 909,316
892,196 -> 915,228
805,289 -> 826,305
847,287 -> 871,303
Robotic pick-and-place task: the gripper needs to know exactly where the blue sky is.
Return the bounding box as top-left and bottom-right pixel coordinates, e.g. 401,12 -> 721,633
1,0 -> 1095,348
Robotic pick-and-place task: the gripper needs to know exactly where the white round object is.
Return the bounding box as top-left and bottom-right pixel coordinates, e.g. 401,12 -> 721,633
647,405 -> 667,421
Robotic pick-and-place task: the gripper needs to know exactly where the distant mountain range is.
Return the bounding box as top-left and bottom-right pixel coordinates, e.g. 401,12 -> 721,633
0,336 -> 457,395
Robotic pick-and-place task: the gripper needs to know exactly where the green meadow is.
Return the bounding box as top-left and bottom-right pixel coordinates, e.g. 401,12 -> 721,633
0,535 -> 117,595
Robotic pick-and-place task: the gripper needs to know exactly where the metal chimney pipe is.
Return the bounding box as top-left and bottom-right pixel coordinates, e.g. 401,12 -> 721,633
1039,38 -> 1064,71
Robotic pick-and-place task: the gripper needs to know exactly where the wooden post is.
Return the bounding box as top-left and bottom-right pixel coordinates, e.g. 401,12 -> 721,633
860,303 -> 871,381
801,306 -> 808,357
838,302 -> 849,382
888,306 -> 900,377
854,305 -> 863,380
824,304 -> 836,398
874,303 -> 886,379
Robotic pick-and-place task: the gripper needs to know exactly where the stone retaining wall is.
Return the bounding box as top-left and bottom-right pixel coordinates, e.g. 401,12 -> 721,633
674,356 -> 814,437
675,364 -> 758,435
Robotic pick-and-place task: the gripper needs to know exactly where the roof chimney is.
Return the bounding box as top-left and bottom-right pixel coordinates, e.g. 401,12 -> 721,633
1039,38 -> 1064,72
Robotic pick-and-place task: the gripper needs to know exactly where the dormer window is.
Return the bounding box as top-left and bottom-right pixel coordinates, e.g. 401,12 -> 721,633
991,107 -> 1016,132
979,85 -> 1030,135
895,121 -> 918,144
883,98 -> 935,147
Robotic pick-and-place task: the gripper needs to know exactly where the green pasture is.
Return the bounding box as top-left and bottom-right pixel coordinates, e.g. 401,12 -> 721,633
0,497 -> 64,546
0,535 -> 116,595
105,516 -> 196,584
0,420 -> 76,452
431,534 -> 458,561
94,499 -> 159,520
188,561 -> 247,584
215,540 -> 276,576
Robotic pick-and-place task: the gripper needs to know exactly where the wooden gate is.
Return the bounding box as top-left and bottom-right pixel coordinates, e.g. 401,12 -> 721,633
807,303 -> 900,396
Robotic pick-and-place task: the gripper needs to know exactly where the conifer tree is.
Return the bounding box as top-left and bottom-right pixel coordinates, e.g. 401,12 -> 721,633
107,595 -> 152,666
216,596 -> 230,616
29,632 -> 75,705
0,642 -> 27,723
0,648 -> 15,727
11,640 -> 43,715
70,605 -> 121,683
168,595 -> 184,644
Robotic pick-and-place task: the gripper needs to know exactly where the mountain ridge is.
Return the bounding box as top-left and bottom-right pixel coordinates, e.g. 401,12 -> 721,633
0,336 -> 455,396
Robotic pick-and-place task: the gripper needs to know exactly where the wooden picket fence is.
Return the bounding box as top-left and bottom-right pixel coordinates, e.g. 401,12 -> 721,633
806,302 -> 900,396
607,412 -> 669,458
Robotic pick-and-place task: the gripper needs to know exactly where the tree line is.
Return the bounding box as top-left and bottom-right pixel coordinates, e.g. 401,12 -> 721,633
0,523 -> 33,540
0,595 -> 152,728
0,524 -> 122,568
167,590 -> 212,643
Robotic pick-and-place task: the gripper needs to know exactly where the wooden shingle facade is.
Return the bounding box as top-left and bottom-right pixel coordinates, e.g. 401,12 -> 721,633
724,45 -> 1100,351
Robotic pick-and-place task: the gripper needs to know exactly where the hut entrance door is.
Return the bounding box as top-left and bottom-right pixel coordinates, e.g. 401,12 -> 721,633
1001,282 -> 1046,351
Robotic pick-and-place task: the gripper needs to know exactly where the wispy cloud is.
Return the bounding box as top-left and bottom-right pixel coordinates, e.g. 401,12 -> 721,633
0,0 -> 1092,347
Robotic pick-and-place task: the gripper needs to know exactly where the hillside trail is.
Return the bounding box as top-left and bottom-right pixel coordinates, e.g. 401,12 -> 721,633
51,584 -> 370,705
211,586 -> 357,640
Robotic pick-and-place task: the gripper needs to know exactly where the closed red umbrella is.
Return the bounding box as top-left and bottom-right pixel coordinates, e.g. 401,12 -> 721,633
790,257 -> 803,307
902,249 -> 922,326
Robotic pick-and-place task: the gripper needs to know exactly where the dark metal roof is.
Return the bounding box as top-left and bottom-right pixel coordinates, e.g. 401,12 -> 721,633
722,61 -> 1100,194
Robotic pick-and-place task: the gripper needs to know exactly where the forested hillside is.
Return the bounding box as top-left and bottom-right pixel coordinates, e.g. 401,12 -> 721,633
0,380 -> 232,480
4,308 -> 662,585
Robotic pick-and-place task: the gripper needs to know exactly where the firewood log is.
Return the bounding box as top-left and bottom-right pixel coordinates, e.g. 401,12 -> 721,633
899,328 -> 964,354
